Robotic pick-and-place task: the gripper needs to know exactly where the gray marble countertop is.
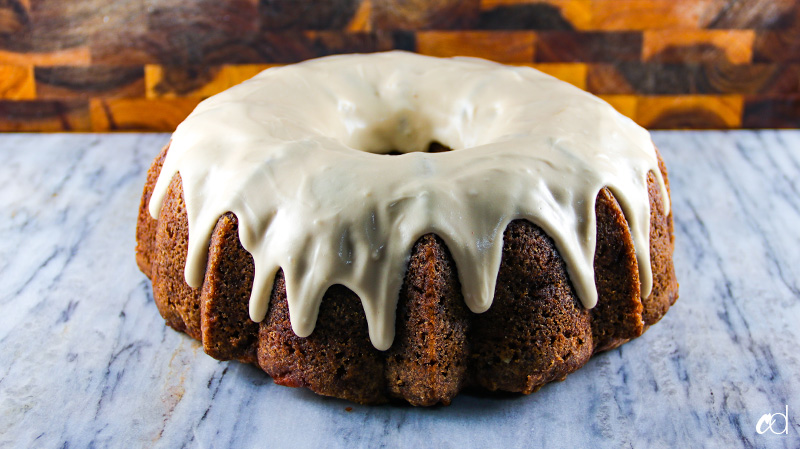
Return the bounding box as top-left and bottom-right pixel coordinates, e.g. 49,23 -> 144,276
1,131 -> 799,448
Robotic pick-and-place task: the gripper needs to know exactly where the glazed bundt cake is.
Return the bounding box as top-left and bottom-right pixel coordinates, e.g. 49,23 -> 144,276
136,51 -> 678,406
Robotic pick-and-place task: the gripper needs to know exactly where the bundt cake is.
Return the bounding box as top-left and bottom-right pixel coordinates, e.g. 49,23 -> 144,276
136,51 -> 678,406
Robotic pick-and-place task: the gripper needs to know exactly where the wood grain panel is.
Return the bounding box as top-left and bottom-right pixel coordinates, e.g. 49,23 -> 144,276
0,65 -> 35,99
417,31 -> 535,62
0,0 -> 796,130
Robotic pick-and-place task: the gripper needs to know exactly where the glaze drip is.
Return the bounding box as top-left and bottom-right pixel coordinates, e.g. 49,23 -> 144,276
149,51 -> 669,351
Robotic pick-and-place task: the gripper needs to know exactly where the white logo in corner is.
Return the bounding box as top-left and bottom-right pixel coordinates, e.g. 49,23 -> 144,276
756,405 -> 789,435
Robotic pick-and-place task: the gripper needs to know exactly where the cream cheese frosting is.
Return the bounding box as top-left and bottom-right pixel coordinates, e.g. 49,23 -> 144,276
148,51 -> 669,351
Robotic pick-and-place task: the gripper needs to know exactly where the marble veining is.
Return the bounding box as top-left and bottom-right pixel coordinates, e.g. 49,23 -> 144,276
0,132 -> 798,448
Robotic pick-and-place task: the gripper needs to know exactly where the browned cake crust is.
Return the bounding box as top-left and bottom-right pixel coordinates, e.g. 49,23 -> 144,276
135,144 -> 678,406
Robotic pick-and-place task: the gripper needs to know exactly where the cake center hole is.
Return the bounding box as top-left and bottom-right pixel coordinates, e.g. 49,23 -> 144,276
385,141 -> 453,156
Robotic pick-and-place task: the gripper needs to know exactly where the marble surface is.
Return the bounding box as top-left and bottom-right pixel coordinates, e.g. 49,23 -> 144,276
1,131 -> 798,448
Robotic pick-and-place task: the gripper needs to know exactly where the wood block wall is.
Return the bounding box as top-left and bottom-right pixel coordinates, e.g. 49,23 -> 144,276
1,0 -> 798,131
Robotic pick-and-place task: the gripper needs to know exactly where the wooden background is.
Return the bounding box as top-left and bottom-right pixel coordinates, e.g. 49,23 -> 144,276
1,0 -> 798,132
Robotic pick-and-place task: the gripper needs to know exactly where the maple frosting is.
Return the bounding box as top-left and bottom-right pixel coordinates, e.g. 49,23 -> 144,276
149,51 -> 669,351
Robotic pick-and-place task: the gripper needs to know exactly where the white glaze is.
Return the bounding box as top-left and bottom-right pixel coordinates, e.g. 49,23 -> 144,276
149,51 -> 669,351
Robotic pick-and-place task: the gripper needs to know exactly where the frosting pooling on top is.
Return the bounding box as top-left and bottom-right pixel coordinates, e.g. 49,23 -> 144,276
149,51 -> 669,351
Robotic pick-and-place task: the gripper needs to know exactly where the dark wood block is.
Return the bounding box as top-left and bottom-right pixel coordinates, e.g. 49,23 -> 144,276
753,30 -> 800,62
90,31 -> 160,65
26,0 -> 147,53
372,0 -> 479,30
146,0 -> 259,65
0,99 -> 90,131
97,0 -> 257,66
743,96 -> 800,128
588,62 -> 799,96
126,30 -> 396,66
35,66 -> 145,99
478,1 -> 578,30
536,32 -> 641,62
91,30 -> 260,66
0,0 -> 32,52
643,30 -> 754,64
260,0 -> 364,30
147,0 -> 258,31
253,31 -> 396,63
588,63 -> 690,95
703,63 -> 800,96
246,31 -> 317,63
705,0 -> 799,29
392,30 -> 416,51
305,30 -> 396,55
